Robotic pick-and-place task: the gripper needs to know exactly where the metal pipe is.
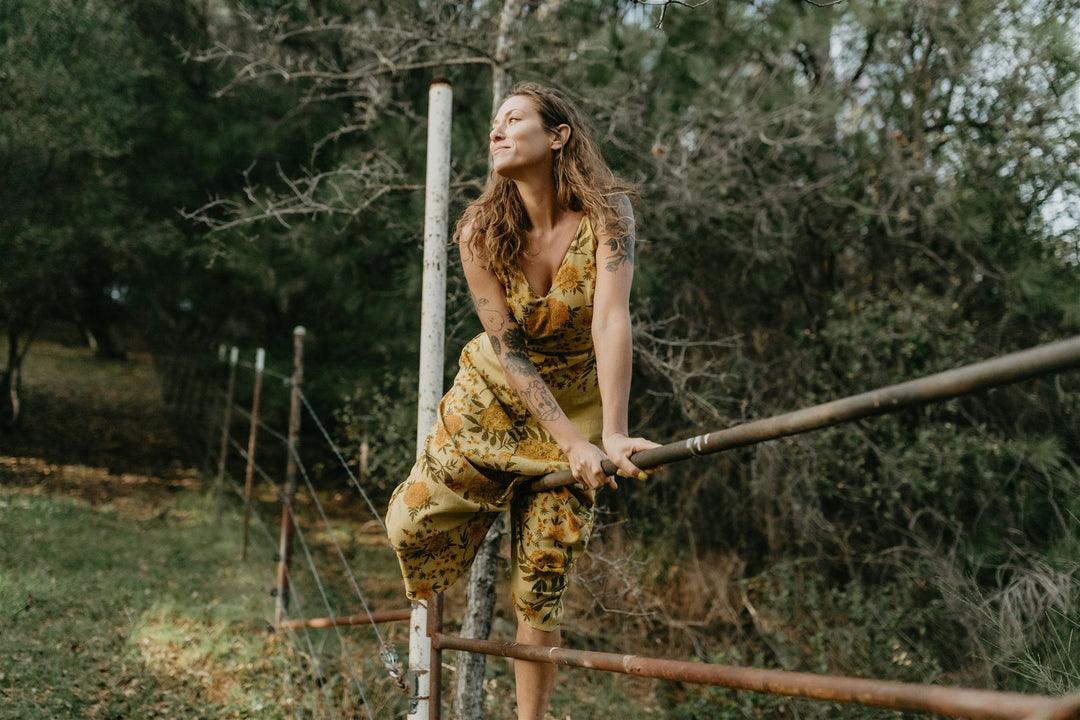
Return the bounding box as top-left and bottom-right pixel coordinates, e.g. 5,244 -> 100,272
426,593 -> 443,720
275,327 -> 306,628
409,78 -> 453,720
433,635 -> 1076,720
415,78 -> 453,454
215,346 -> 239,518
277,608 -> 412,630
241,347 -> 265,561
1022,694 -> 1080,720
532,335 -> 1080,491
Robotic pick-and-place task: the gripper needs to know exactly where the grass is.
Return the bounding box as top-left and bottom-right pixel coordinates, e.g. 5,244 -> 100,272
0,457 -> 424,719
0,490 -> 288,719
0,332 -> 412,718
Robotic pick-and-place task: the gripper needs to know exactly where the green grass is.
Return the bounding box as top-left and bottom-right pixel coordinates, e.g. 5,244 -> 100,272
0,336 -> 659,719
0,483 -> 663,719
0,490 -> 291,719
0,482 -> 432,719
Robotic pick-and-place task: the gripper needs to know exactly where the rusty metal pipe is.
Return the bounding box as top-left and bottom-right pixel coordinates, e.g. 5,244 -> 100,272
433,635 -> 1076,720
275,328 -> 306,627
1023,694 -> 1080,720
277,607 -> 412,630
531,335 -> 1080,492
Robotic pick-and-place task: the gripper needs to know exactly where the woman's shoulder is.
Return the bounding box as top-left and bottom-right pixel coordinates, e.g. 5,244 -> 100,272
609,191 -> 634,222
587,192 -> 634,242
457,216 -> 478,243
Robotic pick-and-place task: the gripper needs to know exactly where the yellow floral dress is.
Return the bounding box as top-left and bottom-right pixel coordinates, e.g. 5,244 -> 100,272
386,215 -> 601,631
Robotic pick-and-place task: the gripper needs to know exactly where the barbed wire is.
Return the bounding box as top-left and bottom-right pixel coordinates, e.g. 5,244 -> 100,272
219,466 -> 338,717
221,383 -> 405,709
224,434 -> 370,718
296,385 -> 388,534
224,404 -> 397,650
280,425 -> 403,674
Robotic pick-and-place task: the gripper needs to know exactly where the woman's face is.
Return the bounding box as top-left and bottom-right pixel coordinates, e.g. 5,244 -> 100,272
489,95 -> 567,178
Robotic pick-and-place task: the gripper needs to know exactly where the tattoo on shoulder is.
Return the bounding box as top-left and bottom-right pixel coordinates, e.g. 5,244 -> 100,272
604,231 -> 635,273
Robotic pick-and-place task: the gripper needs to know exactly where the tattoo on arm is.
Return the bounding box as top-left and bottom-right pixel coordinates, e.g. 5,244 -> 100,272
605,196 -> 636,273
604,232 -> 635,273
520,379 -> 560,421
500,325 -> 534,374
492,323 -> 562,422
471,292 -> 506,331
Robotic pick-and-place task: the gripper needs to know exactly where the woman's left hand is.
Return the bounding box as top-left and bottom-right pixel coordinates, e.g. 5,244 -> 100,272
602,433 -> 661,483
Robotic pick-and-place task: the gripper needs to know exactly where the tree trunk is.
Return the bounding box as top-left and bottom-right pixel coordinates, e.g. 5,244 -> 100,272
453,514 -> 506,719
489,0 -> 525,109
1,326 -> 24,429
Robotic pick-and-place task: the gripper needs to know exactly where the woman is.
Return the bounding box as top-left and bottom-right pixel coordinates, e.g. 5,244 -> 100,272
386,82 -> 658,719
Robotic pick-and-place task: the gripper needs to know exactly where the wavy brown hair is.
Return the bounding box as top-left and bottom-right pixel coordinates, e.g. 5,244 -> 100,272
454,82 -> 635,270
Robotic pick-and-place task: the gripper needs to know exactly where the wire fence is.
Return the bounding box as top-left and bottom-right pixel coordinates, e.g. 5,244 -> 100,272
178,328 -> 1080,720
191,330 -> 409,719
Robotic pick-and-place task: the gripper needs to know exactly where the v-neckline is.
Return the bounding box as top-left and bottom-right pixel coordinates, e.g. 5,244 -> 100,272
519,215 -> 587,298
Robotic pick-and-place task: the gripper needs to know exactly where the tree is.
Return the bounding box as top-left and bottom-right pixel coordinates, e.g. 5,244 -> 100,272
599,0 -> 1080,695
0,0 -> 328,427
0,0 -> 147,424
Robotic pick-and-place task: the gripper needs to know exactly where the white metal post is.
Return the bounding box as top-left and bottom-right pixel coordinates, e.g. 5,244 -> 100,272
410,78 -> 452,720
241,347 -> 265,561
215,345 -> 239,520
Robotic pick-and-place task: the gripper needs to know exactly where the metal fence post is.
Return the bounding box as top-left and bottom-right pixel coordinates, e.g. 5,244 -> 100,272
215,345 -> 239,520
242,347 -> 265,561
409,78 -> 452,720
275,328 -> 306,628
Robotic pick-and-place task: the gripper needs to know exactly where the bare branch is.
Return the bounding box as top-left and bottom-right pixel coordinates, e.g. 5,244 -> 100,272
631,0 -> 711,29
633,313 -> 742,425
632,0 -> 843,28
179,2 -> 504,233
181,154 -> 421,233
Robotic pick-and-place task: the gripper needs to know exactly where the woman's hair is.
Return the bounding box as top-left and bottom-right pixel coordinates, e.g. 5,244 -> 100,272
454,82 -> 635,270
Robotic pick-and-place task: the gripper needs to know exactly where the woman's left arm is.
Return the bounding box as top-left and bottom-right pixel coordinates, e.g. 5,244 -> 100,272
592,195 -> 660,480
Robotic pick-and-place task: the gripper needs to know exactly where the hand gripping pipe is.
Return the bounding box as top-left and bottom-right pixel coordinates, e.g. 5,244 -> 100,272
531,335 -> 1080,492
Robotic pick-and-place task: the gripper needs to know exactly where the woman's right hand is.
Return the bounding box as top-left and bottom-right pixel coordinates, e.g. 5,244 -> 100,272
565,439 -> 617,490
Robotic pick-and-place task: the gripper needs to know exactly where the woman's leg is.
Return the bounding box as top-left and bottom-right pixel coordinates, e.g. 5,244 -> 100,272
385,448 -> 511,599
508,485 -> 593,718
514,620 -> 559,720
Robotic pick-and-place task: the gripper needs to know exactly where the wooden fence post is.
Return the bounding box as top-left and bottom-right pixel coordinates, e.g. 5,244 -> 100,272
275,328 -> 306,628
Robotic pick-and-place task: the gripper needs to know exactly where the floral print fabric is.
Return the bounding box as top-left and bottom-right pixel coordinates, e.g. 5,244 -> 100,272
386,215 -> 602,630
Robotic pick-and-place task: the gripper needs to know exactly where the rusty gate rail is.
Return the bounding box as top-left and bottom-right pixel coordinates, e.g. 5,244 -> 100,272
532,335 -> 1080,491
278,607 -> 412,630
433,634 -> 1080,720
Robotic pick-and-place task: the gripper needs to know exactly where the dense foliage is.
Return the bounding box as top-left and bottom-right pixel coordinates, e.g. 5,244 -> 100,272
3,0 -> 1079,714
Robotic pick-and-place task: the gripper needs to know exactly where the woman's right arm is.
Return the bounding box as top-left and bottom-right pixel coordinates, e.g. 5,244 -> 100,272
458,234 -> 615,490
